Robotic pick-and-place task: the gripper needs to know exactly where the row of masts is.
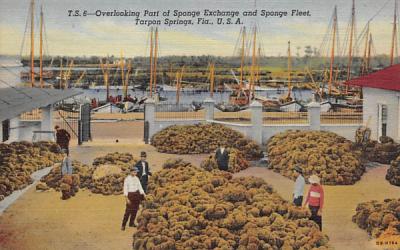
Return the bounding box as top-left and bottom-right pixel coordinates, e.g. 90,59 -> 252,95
326,0 -> 398,97
26,0 -> 398,106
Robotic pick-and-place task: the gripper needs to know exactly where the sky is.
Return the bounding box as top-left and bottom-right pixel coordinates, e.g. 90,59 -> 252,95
0,0 -> 398,57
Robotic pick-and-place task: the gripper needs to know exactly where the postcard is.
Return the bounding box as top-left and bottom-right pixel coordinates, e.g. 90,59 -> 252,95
0,0 -> 400,249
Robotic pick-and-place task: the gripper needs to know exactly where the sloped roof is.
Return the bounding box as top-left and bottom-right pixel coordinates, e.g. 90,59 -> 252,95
345,64 -> 400,91
0,87 -> 82,121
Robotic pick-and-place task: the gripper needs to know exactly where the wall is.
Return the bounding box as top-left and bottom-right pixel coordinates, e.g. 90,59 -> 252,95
145,99 -> 363,145
206,120 -> 253,138
152,120 -> 205,136
321,125 -> 360,141
262,125 -> 310,143
5,105 -> 55,143
363,87 -> 400,142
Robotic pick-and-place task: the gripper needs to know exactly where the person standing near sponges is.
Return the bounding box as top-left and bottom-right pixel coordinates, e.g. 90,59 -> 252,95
293,166 -> 305,207
304,175 -> 324,230
134,151 -> 152,193
121,167 -> 145,230
215,143 -> 229,171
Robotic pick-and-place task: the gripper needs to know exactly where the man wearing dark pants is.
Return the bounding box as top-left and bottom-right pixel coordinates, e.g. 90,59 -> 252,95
293,166 -> 305,206
215,143 -> 229,171
121,167 -> 145,230
135,151 -> 152,193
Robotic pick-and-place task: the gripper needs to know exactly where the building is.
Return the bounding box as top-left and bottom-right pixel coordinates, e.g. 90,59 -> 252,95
346,64 -> 400,142
0,87 -> 81,142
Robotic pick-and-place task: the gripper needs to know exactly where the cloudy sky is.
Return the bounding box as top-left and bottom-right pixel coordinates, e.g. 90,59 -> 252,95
0,0 -> 397,57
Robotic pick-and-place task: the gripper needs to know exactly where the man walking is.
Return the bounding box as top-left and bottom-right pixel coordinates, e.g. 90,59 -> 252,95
293,166 -> 305,207
121,167 -> 145,230
215,143 -> 229,171
135,152 -> 152,193
55,125 -> 71,155
304,175 -> 324,230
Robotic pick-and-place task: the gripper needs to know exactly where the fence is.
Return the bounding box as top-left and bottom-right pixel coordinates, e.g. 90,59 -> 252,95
54,110 -> 80,139
144,98 -> 364,144
263,111 -> 309,125
155,103 -> 205,120
214,111 -> 252,123
321,111 -> 363,124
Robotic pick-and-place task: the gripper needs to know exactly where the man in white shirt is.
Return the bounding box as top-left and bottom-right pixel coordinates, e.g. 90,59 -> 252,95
293,166 -> 305,206
134,151 -> 152,193
121,167 -> 145,230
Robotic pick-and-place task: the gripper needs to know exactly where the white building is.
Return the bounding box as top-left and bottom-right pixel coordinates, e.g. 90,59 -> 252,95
0,87 -> 81,142
347,64 -> 400,142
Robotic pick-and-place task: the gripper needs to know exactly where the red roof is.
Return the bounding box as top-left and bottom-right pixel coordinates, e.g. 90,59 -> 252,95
345,64 -> 400,91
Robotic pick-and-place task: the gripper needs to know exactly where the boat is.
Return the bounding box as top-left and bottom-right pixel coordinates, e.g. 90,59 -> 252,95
257,41 -> 303,112
215,103 -> 248,112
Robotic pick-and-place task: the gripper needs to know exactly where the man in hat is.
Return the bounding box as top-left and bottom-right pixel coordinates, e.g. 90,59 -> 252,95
293,166 -> 305,207
121,167 -> 145,230
304,175 -> 324,230
215,143 -> 229,171
134,151 -> 152,193
55,125 -> 71,155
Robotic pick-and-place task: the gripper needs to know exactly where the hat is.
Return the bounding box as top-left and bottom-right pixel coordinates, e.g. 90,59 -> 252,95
131,167 -> 139,173
140,151 -> 147,157
309,175 -> 320,184
294,166 -> 303,174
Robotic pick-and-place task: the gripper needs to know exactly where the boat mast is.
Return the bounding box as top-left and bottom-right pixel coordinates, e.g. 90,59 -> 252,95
209,63 -> 215,98
30,0 -> 35,87
250,26 -> 257,99
361,22 -> 370,75
287,41 -> 292,99
346,0 -> 355,94
328,6 -> 337,96
153,27 -> 159,95
149,27 -> 154,98
100,59 -> 110,101
59,59 -> 63,89
366,33 -> 372,73
124,60 -> 132,99
256,46 -> 261,82
239,27 -> 246,91
39,4 -> 43,88
176,66 -> 184,104
120,50 -> 125,99
390,0 -> 398,66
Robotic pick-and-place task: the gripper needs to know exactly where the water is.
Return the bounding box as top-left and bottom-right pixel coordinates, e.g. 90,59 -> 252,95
0,57 -> 313,105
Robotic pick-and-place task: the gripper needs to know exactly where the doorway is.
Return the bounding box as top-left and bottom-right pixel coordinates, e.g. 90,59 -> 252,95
378,104 -> 388,140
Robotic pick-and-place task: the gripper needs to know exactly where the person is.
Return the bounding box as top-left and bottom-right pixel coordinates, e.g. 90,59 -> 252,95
59,150 -> 79,200
135,152 -> 152,193
304,175 -> 324,230
61,149 -> 73,175
121,167 -> 145,230
215,143 -> 229,171
55,125 -> 71,155
293,166 -> 305,207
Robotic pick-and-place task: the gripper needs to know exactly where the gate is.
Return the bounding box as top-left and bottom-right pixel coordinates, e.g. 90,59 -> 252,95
79,103 -> 91,145
144,121 -> 149,144
55,103 -> 91,145
2,120 -> 9,142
